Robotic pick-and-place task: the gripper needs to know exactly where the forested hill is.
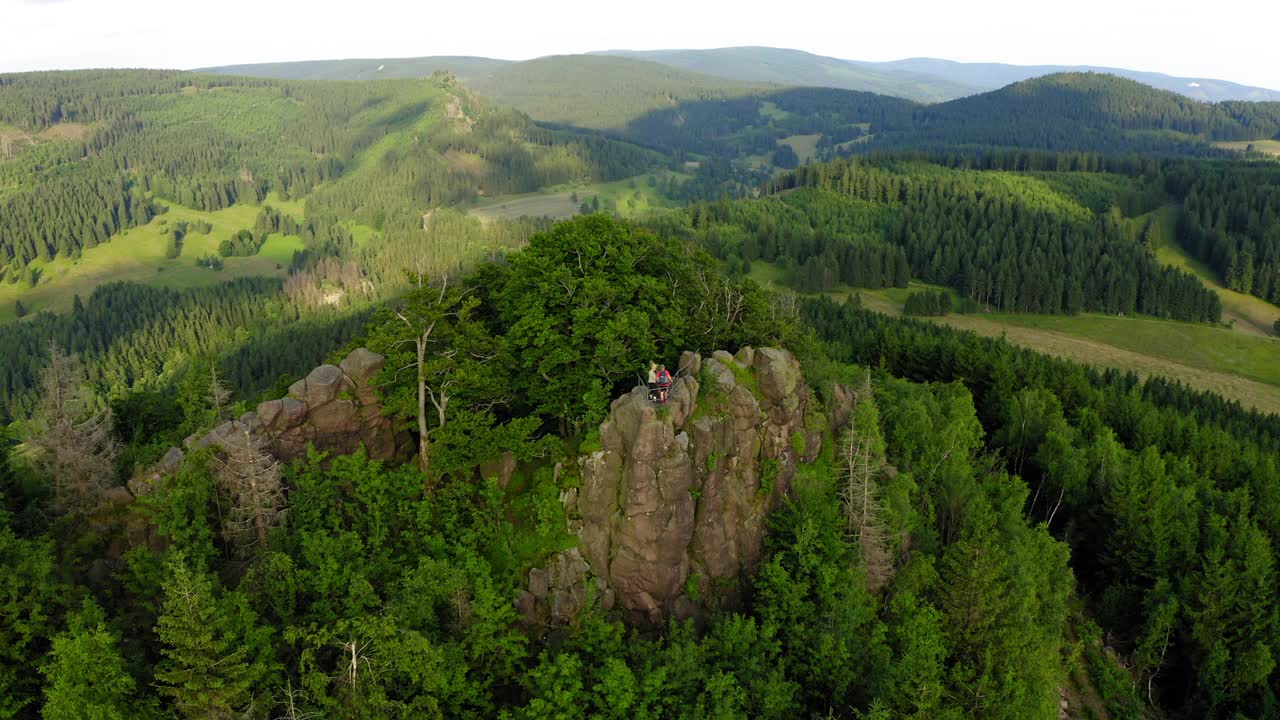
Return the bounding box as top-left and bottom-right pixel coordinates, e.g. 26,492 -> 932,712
0,69 -> 656,277
871,72 -> 1280,154
593,46 -> 978,102
867,56 -> 1280,102
198,55 -> 510,82
205,54 -> 768,130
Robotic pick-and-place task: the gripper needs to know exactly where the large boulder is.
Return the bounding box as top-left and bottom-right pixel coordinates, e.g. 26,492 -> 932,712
168,348 -> 411,470
572,347 -> 819,625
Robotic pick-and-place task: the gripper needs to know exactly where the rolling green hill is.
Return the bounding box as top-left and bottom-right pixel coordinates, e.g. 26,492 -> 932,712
594,46 -> 978,102
198,55 -> 509,82
205,54 -> 769,130
868,57 -> 1280,102
866,72 -> 1280,154
0,69 -> 665,322
463,55 -> 767,129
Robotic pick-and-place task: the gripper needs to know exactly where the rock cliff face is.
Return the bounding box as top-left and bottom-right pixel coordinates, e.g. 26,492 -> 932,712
566,346 -> 824,625
137,348 -> 410,493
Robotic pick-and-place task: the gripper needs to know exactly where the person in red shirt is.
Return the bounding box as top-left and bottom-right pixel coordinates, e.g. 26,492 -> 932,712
656,364 -> 672,404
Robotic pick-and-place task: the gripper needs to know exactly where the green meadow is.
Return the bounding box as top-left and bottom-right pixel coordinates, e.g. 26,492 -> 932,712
0,195 -> 304,322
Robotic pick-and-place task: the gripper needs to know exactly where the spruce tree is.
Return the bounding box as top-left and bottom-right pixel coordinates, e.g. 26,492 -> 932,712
155,553 -> 255,719
40,603 -> 137,720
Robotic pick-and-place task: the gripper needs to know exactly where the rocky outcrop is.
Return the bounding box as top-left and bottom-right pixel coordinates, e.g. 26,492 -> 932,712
136,349 -> 410,489
566,346 -> 823,625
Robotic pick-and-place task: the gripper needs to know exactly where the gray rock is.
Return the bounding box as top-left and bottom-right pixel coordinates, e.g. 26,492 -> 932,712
340,347 -> 385,386
678,350 -> 701,377
528,568 -> 549,599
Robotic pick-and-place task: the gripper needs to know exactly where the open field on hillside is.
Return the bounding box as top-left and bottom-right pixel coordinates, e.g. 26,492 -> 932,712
779,134 -> 821,163
748,263 -> 1280,414
1157,241 -> 1280,337
1215,140 -> 1280,157
471,172 -> 684,221
471,191 -> 595,221
0,196 -> 303,322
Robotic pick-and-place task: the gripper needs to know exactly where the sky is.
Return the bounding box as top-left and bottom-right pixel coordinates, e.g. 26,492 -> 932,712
2,0 -> 1278,89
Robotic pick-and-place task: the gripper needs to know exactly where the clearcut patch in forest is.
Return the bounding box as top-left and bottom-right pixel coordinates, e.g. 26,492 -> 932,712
1156,240 -> 1280,338
1215,139 -> 1280,157
866,293 -> 1280,415
471,172 -> 683,222
747,261 -> 1280,415
0,196 -> 303,323
470,191 -> 594,222
778,134 -> 821,163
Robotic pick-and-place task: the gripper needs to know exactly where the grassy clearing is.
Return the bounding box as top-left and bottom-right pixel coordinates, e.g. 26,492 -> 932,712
779,134 -> 821,163
471,191 -> 594,221
471,172 -> 684,222
1215,140 -> 1280,157
0,199 -> 304,322
758,101 -> 791,121
864,287 -> 1280,415
747,261 -> 1280,414
1156,240 -> 1280,337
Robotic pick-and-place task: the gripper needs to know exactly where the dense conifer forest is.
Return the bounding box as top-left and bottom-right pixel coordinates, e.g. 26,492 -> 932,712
3,58 -> 1280,720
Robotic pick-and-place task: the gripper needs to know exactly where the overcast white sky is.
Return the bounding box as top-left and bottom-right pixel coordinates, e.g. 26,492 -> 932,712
2,0 -> 1278,89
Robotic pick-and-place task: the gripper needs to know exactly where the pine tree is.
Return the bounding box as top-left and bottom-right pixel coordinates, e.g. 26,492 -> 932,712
40,603 -> 137,720
155,553 -> 255,719
14,300 -> 25,319
25,342 -> 117,514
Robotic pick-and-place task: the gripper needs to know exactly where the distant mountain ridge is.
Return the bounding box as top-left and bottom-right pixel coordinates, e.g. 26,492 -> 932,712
199,47 -> 1280,105
868,57 -> 1280,103
591,47 -> 977,103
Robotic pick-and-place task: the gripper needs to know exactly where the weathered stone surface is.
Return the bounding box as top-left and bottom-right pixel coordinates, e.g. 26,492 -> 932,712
131,446 -> 186,496
161,349 -> 410,473
340,347 -> 385,385
830,382 -> 857,432
572,347 -> 817,625
518,547 -> 596,627
678,350 -> 701,377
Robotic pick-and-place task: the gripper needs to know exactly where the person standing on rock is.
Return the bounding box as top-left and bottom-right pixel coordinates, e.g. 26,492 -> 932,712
647,362 -> 660,403
656,364 -> 672,404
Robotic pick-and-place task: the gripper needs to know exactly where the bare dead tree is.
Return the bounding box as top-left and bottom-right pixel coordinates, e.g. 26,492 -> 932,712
273,680 -> 322,720
838,377 -> 895,594
26,341 -> 118,514
213,424 -> 286,555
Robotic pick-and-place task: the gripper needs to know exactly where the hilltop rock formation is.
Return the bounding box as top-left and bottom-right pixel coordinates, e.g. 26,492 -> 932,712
136,348 -> 410,492
545,346 -> 825,626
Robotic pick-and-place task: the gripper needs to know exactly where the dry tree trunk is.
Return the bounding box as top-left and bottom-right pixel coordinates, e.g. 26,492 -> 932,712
27,342 -> 118,514
214,425 -> 286,555
839,424 -> 895,595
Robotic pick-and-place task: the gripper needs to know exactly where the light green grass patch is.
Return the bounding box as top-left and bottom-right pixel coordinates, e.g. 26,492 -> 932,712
472,172 -> 683,221
746,260 -> 1280,414
0,200 -> 290,322
1149,206 -> 1280,337
778,134 -> 821,164
258,234 -> 306,265
471,191 -> 594,222
758,101 -> 791,121
1215,140 -> 1280,158
264,191 -> 306,220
